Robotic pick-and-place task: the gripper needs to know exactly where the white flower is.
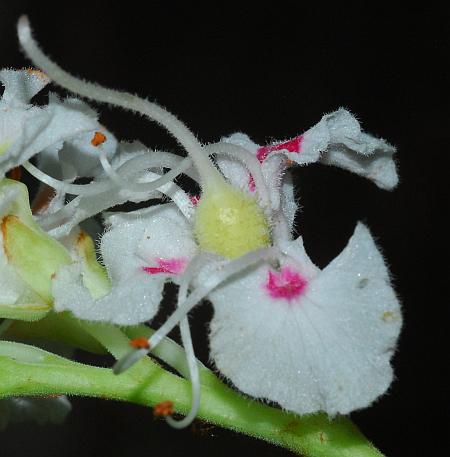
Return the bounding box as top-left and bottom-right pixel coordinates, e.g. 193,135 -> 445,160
51,121 -> 401,418
0,69 -> 110,178
18,14 -> 402,425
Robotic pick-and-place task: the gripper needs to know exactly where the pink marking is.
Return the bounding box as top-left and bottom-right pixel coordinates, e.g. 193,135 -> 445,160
189,195 -> 200,205
142,257 -> 188,275
256,135 -> 304,163
248,174 -> 256,192
264,266 -> 308,301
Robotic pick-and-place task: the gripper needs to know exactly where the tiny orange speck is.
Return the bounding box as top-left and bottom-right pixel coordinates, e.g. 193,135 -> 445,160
130,337 -> 150,350
154,401 -> 174,417
91,131 -> 107,147
285,158 -> 295,167
26,68 -> 49,81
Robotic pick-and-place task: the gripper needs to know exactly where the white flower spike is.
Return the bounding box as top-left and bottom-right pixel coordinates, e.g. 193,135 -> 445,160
17,14 -> 401,424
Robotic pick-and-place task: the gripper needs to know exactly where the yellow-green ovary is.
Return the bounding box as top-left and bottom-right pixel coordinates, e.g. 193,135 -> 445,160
194,184 -> 271,259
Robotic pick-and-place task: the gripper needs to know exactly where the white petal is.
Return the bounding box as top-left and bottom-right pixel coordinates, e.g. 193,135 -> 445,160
291,109 -> 398,189
279,171 -> 297,232
1,91 -> 100,177
103,203 -> 197,279
38,124 -> 118,180
208,223 -> 401,415
53,262 -> 164,325
0,69 -> 49,107
53,204 -> 196,325
216,132 -> 259,191
41,149 -> 193,238
218,133 -> 298,234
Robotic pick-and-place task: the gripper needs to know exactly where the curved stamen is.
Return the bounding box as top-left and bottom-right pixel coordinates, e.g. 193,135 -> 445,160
165,254 -> 210,429
24,154 -> 194,198
23,161 -> 113,196
98,147 -> 124,187
113,247 -> 280,373
205,142 -> 270,211
18,16 -> 223,189
37,153 -> 195,232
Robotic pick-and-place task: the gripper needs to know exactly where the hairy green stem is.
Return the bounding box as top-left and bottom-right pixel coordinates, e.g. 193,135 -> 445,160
1,332 -> 384,457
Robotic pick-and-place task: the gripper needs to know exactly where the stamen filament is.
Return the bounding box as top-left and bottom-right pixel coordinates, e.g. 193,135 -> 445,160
205,142 -> 270,210
37,157 -> 195,235
112,247 -> 279,373
23,155 -> 194,198
18,16 -> 223,190
165,254 -> 209,428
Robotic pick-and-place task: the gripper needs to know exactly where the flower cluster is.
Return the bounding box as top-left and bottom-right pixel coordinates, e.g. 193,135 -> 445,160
0,16 -> 401,429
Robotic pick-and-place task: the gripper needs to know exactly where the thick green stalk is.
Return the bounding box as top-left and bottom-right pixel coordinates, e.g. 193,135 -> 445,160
0,339 -> 384,457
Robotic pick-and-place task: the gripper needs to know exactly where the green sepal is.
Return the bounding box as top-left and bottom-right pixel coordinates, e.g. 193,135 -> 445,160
0,179 -> 56,320
0,303 -> 50,322
0,179 -> 36,228
1,215 -> 71,304
75,231 -> 111,299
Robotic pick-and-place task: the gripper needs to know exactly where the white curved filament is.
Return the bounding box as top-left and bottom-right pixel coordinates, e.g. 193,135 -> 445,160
205,142 -> 270,210
18,16 -> 222,188
113,247 -> 279,373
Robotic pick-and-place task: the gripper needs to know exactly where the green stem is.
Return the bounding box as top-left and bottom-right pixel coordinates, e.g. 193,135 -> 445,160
0,339 -> 384,457
3,320 -> 386,457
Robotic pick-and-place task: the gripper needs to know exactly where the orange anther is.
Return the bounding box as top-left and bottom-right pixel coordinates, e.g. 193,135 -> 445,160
31,185 -> 54,215
285,158 -> 295,167
8,167 -> 22,181
91,131 -> 107,147
153,401 -> 174,417
26,68 -> 49,82
129,337 -> 150,350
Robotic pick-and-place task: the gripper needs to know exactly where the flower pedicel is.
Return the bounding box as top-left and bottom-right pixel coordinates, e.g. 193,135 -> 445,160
12,15 -> 401,429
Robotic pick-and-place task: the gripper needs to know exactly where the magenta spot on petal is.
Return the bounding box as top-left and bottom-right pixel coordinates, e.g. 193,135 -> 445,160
248,174 -> 256,192
256,135 -> 304,163
265,266 -> 307,301
189,195 -> 200,205
142,257 -> 188,275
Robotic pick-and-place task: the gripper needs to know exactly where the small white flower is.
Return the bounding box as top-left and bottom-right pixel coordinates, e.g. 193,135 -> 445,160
17,14 -> 402,425
0,69 -> 108,178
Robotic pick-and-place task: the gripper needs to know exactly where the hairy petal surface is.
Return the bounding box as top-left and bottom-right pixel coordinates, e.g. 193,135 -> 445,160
53,204 -> 197,325
208,223 -> 401,415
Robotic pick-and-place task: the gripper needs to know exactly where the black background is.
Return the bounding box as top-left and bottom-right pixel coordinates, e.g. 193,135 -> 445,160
0,2 -> 447,457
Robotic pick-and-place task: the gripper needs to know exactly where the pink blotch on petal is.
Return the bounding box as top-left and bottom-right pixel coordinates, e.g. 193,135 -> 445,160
248,175 -> 256,192
256,135 -> 304,162
142,257 -> 188,275
189,195 -> 200,205
265,266 -> 308,301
